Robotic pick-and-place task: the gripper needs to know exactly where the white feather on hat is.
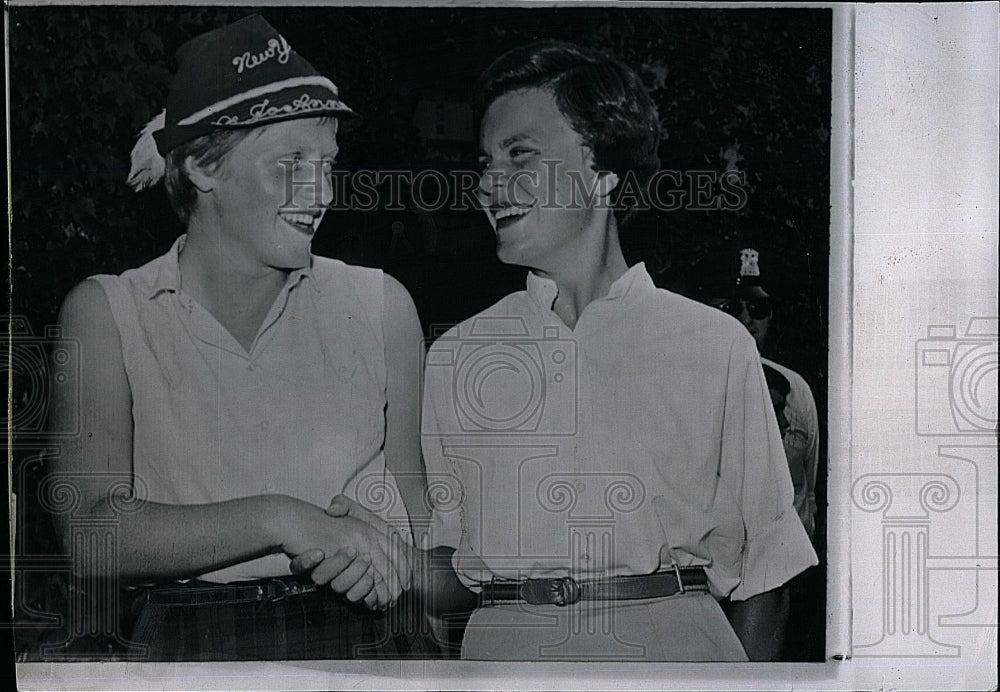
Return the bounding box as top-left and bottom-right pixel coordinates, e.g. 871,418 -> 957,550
127,110 -> 166,191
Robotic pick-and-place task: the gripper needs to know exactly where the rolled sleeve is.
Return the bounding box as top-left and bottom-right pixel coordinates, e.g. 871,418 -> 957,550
419,344 -> 464,551
723,337 -> 818,601
735,507 -> 818,600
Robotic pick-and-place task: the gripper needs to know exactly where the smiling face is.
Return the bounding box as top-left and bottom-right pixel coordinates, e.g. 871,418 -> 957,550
203,117 -> 339,270
477,87 -> 606,270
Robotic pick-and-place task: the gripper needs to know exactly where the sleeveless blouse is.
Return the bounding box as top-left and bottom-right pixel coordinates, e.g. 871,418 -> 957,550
92,236 -> 406,582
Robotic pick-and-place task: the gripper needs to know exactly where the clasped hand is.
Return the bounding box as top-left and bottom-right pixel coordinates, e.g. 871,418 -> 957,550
286,495 -> 414,611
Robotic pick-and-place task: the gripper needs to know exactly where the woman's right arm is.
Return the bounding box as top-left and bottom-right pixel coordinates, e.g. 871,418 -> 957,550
47,280 -> 402,593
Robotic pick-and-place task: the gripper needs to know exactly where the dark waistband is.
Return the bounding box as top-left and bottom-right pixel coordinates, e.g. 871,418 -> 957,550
140,574 -> 320,607
479,567 -> 709,607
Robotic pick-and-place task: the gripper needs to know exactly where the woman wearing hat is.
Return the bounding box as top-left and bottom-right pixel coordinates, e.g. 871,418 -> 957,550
46,15 -> 433,659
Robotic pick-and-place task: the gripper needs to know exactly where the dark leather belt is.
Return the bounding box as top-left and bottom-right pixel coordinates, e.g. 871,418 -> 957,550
479,566 -> 709,607
142,575 -> 319,607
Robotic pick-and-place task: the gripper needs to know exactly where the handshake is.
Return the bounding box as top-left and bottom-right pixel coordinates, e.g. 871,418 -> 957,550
282,494 -> 421,612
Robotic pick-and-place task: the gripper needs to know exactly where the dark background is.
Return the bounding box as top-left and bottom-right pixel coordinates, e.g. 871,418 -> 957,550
7,5 -> 831,661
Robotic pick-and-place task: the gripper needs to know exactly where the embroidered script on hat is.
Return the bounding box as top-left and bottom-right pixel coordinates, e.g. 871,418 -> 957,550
212,93 -> 341,126
232,35 -> 292,74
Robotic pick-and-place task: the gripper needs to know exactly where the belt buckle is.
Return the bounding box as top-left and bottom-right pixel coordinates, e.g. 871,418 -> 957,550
555,577 -> 581,606
523,577 -> 581,606
268,579 -> 319,602
672,564 -> 685,595
264,580 -> 285,602
266,578 -> 313,603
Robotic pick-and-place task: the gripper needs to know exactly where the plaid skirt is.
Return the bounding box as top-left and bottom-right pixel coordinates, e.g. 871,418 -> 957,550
127,580 -> 440,661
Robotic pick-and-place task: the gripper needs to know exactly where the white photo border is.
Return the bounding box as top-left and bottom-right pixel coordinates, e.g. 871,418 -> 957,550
8,1 -> 998,690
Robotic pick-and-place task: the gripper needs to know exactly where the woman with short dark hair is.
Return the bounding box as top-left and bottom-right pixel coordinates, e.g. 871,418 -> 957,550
414,39 -> 816,661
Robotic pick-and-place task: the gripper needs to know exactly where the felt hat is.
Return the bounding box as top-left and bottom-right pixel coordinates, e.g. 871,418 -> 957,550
128,15 -> 355,189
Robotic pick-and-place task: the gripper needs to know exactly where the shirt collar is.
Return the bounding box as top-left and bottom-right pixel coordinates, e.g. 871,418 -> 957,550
525,261 -> 655,312
147,234 -> 316,299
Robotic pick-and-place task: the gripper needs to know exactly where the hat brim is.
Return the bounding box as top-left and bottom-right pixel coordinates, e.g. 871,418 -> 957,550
153,101 -> 357,155
737,284 -> 770,300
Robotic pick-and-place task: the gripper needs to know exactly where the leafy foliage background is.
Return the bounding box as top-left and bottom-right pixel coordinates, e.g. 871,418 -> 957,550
8,6 -> 831,660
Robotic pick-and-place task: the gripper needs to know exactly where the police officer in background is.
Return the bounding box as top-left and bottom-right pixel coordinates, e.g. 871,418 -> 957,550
696,247 -> 820,538
691,245 -> 824,661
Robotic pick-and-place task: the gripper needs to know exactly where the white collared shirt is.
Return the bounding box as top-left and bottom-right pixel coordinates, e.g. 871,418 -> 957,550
762,357 -> 820,537
422,263 -> 817,600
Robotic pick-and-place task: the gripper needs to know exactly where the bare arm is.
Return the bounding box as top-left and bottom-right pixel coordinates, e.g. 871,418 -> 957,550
294,501 -> 477,615
282,275 -> 429,605
723,587 -> 789,661
382,274 -> 431,542
48,280 -> 400,593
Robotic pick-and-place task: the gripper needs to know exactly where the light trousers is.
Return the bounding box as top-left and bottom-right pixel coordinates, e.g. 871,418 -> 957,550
461,592 -> 748,662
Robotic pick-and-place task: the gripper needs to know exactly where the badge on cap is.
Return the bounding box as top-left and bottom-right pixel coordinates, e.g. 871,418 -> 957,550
739,248 -> 760,277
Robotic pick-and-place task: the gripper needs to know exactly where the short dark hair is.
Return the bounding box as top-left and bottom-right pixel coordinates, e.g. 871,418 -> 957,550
164,128 -> 260,224
475,40 -> 660,227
